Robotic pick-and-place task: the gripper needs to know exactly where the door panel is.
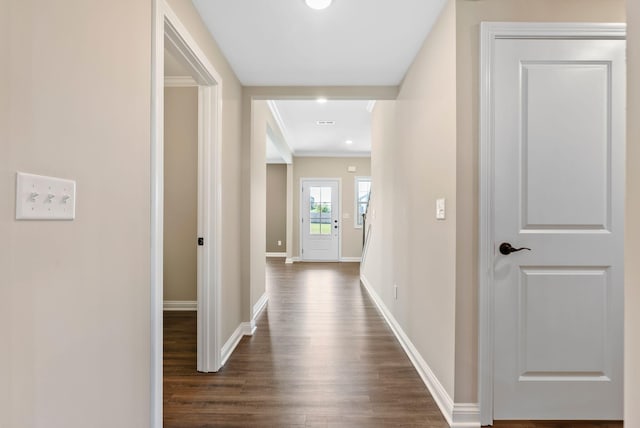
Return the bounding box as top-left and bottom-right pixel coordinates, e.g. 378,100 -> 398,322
301,179 -> 340,261
522,62 -> 610,230
519,267 -> 608,377
493,38 -> 624,420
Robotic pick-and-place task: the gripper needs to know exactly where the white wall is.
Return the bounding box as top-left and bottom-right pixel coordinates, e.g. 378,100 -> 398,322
625,0 -> 639,424
1,0 -> 152,426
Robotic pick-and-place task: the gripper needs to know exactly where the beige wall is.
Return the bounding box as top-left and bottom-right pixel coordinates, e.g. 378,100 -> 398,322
165,0 -> 245,341
164,87 -> 198,301
0,0 -> 10,423
249,100 -> 289,316
363,0 -> 458,399
361,101 -> 396,305
626,0 -> 639,425
266,164 -> 287,253
292,157 -> 371,259
395,0 -> 458,398
454,0 -> 626,403
364,0 -> 626,408
1,0 -> 151,426
1,0 -> 245,424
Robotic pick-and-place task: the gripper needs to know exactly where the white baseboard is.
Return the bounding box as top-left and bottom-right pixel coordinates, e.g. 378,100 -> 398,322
253,292 -> 268,322
287,257 -> 361,263
221,321 -> 258,367
266,252 -> 286,258
245,320 -> 257,336
452,403 -> 482,427
221,323 -> 245,367
360,274 -> 480,428
221,297 -> 265,367
163,300 -> 197,311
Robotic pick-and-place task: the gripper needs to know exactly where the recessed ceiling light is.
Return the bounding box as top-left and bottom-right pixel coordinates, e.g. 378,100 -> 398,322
305,0 -> 332,10
345,140 -> 353,145
316,97 -> 328,104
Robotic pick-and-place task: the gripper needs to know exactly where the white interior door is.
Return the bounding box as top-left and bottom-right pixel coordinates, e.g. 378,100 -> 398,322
492,37 -> 625,420
301,179 -> 340,261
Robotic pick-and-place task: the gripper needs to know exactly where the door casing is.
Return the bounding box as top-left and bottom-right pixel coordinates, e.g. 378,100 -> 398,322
478,21 -> 626,426
151,1 -> 224,426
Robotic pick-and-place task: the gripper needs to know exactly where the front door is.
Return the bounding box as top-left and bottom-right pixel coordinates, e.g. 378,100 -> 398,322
492,35 -> 625,419
301,179 -> 340,261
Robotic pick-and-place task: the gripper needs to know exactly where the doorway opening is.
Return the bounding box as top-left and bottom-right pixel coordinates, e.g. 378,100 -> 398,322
151,2 -> 224,425
250,95 -> 381,338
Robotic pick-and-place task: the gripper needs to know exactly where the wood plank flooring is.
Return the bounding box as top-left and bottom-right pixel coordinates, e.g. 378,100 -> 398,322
164,259 -> 447,427
164,259 -> 624,428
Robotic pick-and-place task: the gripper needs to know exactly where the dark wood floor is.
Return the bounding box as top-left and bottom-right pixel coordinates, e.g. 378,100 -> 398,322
164,259 -> 624,428
165,259 -> 447,427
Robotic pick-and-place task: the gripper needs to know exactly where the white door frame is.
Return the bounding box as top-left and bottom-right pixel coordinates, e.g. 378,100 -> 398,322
151,1 -> 224,426
300,178 -> 342,261
478,21 -> 626,426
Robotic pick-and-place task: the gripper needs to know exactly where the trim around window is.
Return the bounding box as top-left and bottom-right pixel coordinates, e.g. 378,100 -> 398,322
354,176 -> 371,229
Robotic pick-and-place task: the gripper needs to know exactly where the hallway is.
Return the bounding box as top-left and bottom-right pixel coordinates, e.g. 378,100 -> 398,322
164,259 -> 448,427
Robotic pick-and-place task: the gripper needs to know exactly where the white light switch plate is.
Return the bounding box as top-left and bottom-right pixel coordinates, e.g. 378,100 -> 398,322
436,198 -> 446,220
16,172 -> 76,220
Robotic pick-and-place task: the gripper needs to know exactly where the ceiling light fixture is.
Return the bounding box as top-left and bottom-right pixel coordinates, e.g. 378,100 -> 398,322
316,97 -> 328,104
345,140 -> 353,145
305,0 -> 333,10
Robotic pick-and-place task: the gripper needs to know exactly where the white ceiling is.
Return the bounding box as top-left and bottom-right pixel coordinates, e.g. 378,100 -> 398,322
191,0 -> 447,86
271,100 -> 372,157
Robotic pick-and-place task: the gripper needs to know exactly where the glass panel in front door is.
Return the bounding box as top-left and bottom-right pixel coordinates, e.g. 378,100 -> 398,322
309,186 -> 332,235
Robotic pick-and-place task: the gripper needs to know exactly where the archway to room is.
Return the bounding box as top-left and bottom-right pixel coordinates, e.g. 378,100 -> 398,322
264,99 -> 374,263
246,88 -> 397,329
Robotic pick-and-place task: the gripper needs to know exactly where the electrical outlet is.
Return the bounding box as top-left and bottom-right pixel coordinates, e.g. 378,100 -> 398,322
277,240 -> 282,247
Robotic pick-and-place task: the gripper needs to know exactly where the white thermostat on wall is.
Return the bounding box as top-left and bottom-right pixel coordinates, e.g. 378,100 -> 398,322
16,172 -> 76,220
